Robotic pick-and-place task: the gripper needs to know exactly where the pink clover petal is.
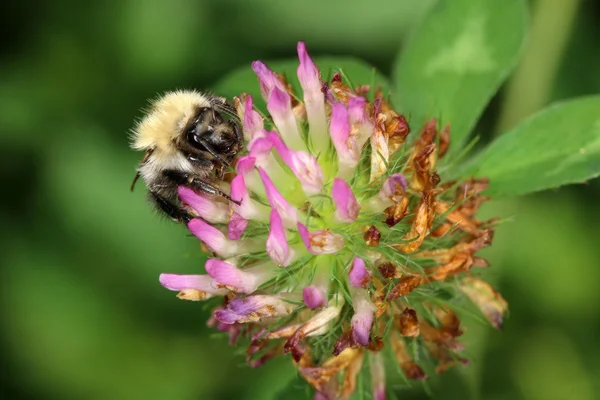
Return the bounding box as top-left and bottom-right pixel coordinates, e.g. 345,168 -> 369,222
352,311 -> 374,346
289,151 -> 324,194
177,186 -> 229,224
228,295 -> 291,316
362,173 -> 408,214
349,257 -> 371,288
235,156 -> 256,175
347,96 -> 367,123
267,86 -> 290,115
252,61 -> 287,101
267,88 -> 304,150
348,96 -> 374,149
216,295 -> 295,324
330,102 -> 351,154
230,175 -> 270,221
242,95 -> 263,140
297,41 -> 321,95
187,218 -> 227,252
258,167 -> 298,226
332,178 -> 360,222
351,289 -> 376,346
159,273 -> 225,295
227,212 -> 248,240
249,136 -> 274,166
302,286 -> 326,309
330,102 -> 360,177
297,42 -> 328,152
188,219 -> 258,257
266,210 -> 292,266
230,175 -> 249,209
214,309 -> 243,324
269,133 -> 323,194
380,174 -> 407,201
322,82 -> 335,104
205,259 -> 273,294
296,222 -> 345,255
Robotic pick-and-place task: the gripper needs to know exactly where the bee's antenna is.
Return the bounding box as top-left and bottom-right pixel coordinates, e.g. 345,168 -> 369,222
130,148 -> 153,192
130,172 -> 141,192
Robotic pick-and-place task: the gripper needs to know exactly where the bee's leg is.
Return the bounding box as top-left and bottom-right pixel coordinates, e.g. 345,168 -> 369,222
148,191 -> 193,224
195,137 -> 231,166
189,178 -> 241,206
230,120 -> 244,152
208,96 -> 239,122
162,170 -> 241,206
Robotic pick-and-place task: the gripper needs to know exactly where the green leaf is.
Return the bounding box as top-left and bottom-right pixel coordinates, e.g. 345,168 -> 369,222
466,96 -> 600,197
393,0 -> 527,154
214,56 -> 390,112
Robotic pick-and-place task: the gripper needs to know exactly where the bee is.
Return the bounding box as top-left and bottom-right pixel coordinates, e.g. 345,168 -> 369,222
130,90 -> 243,223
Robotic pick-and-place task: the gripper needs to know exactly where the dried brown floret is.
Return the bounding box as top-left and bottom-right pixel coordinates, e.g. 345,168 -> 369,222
459,277 -> 508,329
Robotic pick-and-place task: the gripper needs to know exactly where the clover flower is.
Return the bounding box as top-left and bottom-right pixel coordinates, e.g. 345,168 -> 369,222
160,42 -> 507,399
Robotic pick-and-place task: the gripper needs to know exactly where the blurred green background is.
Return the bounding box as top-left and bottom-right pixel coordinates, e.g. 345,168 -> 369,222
2,0 -> 600,399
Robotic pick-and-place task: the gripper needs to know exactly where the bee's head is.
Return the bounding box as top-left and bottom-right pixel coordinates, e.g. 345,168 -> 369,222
131,90 -> 242,165
180,106 -> 243,165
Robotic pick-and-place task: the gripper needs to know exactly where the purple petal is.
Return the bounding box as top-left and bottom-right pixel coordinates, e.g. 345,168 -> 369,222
296,223 -> 345,255
267,87 -> 290,115
330,102 -> 360,177
205,259 -> 273,294
230,175 -> 269,221
187,218 -> 258,257
351,289 -> 375,346
349,96 -> 374,149
332,178 -> 360,222
216,295 -> 294,324
230,175 -> 249,209
349,257 -> 371,288
228,295 -> 292,316
249,136 -> 274,166
235,156 -> 256,175
228,296 -> 267,315
289,151 -> 324,194
380,174 -> 408,201
266,210 -> 292,266
228,212 -> 248,240
177,186 -> 229,224
297,42 -> 328,153
267,88 -> 304,150
242,95 -> 263,140
352,312 -> 374,346
348,96 -> 367,124
214,309 -> 242,324
297,41 -> 320,94
302,286 -> 326,309
330,102 -> 350,154
269,133 -> 324,195
251,61 -> 287,101
250,136 -> 273,168
258,167 -> 298,226
296,222 -> 312,252
160,273 -> 213,292
188,218 -> 227,253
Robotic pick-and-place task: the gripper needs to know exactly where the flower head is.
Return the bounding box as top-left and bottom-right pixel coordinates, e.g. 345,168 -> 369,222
160,42 -> 505,399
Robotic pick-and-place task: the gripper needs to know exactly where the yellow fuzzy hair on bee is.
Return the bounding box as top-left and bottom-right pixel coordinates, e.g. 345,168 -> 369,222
131,90 -> 211,155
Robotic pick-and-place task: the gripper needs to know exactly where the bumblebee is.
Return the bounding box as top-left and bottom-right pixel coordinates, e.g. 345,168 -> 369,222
130,90 -> 242,222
